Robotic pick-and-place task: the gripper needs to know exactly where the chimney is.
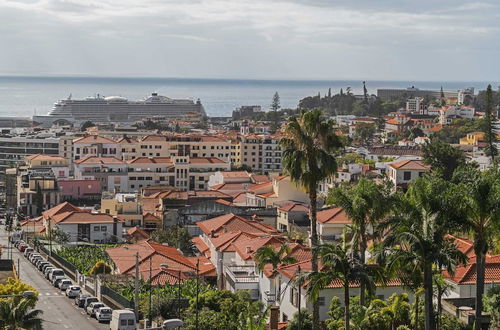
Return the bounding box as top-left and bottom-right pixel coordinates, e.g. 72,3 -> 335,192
245,246 -> 252,254
210,229 -> 216,238
269,306 -> 279,330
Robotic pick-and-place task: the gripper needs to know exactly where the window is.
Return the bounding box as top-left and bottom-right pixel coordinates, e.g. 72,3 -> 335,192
403,171 -> 411,180
101,226 -> 107,231
419,172 -> 424,177
198,184 -> 204,189
94,227 -> 100,231
121,320 -> 127,326
318,297 -> 325,306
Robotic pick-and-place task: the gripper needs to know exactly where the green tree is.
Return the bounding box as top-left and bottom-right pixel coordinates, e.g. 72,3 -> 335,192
80,120 -> 95,132
483,84 -> 498,162
281,109 -> 343,329
422,139 -> 466,181
0,298 -> 43,330
378,176 -> 467,330
328,178 -> 393,306
150,225 -> 194,254
483,285 -> 500,329
287,308 -> 313,330
354,123 -> 376,145
304,242 -> 374,330
271,92 -> 281,131
35,183 -> 43,216
50,227 -> 70,244
453,167 -> 500,330
254,243 -> 297,304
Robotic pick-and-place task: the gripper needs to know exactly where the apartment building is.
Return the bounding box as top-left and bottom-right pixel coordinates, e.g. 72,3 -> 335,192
73,135 -> 121,160
74,156 -> 129,192
0,136 -> 59,172
127,156 -> 230,191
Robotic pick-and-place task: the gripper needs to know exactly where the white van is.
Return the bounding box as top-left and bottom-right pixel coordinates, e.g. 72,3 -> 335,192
110,310 -> 136,330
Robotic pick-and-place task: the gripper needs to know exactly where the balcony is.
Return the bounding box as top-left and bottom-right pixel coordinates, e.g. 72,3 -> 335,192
224,265 -> 259,299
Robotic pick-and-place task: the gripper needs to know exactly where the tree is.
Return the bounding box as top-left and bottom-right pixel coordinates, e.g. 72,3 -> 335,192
150,226 -> 194,254
422,139 -> 466,181
378,176 -> 467,330
483,84 -> 498,162
281,109 -> 343,329
440,87 -> 446,106
354,123 -> 376,145
35,183 -> 43,216
304,242 -> 375,330
0,298 -> 43,330
271,92 -> 281,131
254,243 -> 297,304
287,308 -> 313,330
80,120 -> 95,132
328,178 -> 393,306
483,285 -> 500,329
88,261 -> 112,276
453,167 -> 500,330
50,227 -> 70,244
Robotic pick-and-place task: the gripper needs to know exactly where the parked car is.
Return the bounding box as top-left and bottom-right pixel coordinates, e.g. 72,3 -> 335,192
95,307 -> 113,323
19,244 -> 28,252
66,286 -> 81,298
34,258 -> 45,268
82,297 -> 99,310
41,263 -> 53,273
24,248 -> 33,257
29,253 -> 41,263
38,261 -> 49,271
110,310 -> 136,330
44,267 -> 55,279
87,302 -> 105,317
58,279 -> 72,291
75,293 -> 91,307
48,269 -> 65,282
52,276 -> 65,287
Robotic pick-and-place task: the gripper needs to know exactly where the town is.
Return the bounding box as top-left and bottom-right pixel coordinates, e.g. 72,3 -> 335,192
0,83 -> 499,330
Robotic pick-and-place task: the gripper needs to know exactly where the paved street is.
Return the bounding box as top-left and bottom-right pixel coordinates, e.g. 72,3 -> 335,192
0,228 -> 108,330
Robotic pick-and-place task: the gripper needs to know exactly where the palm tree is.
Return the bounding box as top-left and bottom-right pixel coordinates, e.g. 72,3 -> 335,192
281,109 -> 343,328
453,167 -> 500,330
0,298 -> 43,329
304,242 -> 374,330
328,178 -> 393,306
378,176 -> 467,330
254,243 -> 297,304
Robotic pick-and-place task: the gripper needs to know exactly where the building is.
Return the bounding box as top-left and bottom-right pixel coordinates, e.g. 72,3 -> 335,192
377,87 -> 458,101
439,106 -> 475,125
316,207 -> 352,243
276,202 -> 309,232
41,202 -> 124,243
73,156 -> 128,192
459,132 -> 485,146
0,136 -> 59,172
73,135 -> 121,161
100,193 -> 142,227
406,97 -> 425,114
388,159 -> 431,189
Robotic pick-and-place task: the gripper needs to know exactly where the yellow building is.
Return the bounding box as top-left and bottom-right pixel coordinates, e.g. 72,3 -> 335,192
100,193 -> 143,227
459,132 -> 485,146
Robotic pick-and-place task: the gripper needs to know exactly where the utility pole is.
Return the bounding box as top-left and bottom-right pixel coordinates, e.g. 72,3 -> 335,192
196,259 -> 199,330
149,257 -> 152,327
134,252 -> 140,322
298,265 -> 301,330
18,259 -> 20,279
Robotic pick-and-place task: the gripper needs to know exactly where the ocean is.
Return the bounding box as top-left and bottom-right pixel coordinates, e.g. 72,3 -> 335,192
0,76 -> 496,118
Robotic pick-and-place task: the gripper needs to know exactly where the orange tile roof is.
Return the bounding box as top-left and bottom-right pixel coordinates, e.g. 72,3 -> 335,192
74,135 -> 117,144
232,235 -> 286,261
389,159 -> 430,171
115,136 -> 137,143
209,231 -> 258,252
197,213 -> 277,236
75,156 -> 125,165
209,183 -> 252,191
248,181 -> 273,191
316,208 -> 351,224
444,255 -> 500,284
42,202 -> 81,219
191,236 -> 211,258
26,154 -> 67,162
250,174 -> 270,184
186,256 -> 216,276
51,211 -> 120,224
279,202 -> 309,213
126,227 -> 150,241
127,157 -> 172,164
214,199 -> 233,206
189,157 -> 227,164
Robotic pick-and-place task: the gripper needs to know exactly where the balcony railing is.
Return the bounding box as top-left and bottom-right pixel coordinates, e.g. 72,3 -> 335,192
224,265 -> 259,283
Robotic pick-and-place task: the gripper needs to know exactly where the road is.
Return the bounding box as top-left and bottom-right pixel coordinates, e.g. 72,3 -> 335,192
0,228 -> 108,330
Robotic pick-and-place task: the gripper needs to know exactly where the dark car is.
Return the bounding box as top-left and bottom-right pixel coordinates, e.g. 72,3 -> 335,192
83,297 -> 99,309
75,293 -> 91,307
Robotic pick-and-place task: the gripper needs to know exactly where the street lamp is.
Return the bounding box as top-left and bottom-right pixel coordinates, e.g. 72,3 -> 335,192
160,264 -> 182,318
0,290 -> 36,298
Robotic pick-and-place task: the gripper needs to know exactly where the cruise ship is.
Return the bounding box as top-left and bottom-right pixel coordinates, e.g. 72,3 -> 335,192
33,93 -> 206,126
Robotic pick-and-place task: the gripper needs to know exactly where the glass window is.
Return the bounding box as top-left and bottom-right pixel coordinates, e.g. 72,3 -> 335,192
403,171 -> 411,180
101,226 -> 107,231
94,227 -> 100,231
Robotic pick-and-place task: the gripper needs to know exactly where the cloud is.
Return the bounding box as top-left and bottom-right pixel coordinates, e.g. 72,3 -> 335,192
0,0 -> 499,80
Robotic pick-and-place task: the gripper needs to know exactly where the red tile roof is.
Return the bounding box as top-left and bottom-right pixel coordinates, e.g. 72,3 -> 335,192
75,156 -> 125,165
127,157 -> 172,164
51,211 -> 120,224
197,213 -> 277,236
42,202 -> 81,219
389,159 -> 430,171
316,208 -> 351,224
74,135 -> 117,144
279,202 -> 309,213
191,236 -> 211,258
444,255 -> 500,284
232,236 -> 286,261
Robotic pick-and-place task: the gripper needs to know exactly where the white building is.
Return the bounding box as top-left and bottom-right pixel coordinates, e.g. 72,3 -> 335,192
74,156 -> 129,192
388,159 -> 430,189
73,135 -> 121,161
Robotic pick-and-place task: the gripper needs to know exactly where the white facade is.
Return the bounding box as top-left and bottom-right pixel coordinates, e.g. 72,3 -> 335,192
55,222 -> 123,243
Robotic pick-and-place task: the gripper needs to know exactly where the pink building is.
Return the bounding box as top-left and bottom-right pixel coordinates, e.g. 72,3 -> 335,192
58,179 -> 102,200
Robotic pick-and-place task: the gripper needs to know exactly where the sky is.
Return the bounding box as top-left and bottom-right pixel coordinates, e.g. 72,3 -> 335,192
1,0 -> 500,81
